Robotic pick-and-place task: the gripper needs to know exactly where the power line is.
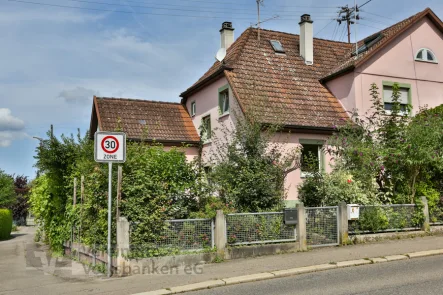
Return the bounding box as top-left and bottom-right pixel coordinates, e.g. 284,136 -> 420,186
360,10 -> 397,21
5,0 -> 338,21
357,22 -> 384,30
314,19 -> 335,37
47,0 -> 339,18
358,0 -> 373,9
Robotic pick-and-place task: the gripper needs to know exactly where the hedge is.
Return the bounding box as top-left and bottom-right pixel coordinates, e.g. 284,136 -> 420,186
0,209 -> 13,240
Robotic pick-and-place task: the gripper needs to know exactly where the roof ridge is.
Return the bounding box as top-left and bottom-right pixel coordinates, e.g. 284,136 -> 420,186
96,97 -> 181,105
251,27 -> 351,44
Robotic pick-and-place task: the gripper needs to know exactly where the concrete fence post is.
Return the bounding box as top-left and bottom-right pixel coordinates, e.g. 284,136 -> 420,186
215,210 -> 227,256
296,202 -> 307,251
421,196 -> 430,232
338,202 -> 349,245
116,217 -> 130,276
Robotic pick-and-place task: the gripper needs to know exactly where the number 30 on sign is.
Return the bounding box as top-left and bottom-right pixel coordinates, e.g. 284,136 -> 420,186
94,132 -> 126,163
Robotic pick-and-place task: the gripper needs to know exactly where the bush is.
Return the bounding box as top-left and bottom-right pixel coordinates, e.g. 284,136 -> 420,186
298,169 -> 376,207
0,209 -> 13,240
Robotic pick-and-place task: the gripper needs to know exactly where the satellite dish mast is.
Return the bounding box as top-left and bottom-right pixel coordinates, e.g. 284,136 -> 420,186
215,48 -> 227,63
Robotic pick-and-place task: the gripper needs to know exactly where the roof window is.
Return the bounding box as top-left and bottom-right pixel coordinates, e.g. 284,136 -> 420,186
352,33 -> 383,56
415,48 -> 438,63
270,40 -> 285,53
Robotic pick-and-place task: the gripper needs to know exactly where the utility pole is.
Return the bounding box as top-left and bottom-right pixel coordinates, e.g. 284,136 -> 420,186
336,4 -> 360,43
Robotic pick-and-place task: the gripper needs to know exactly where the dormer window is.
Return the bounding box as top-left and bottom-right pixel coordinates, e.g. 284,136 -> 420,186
415,48 -> 438,63
353,33 -> 383,56
270,40 -> 285,54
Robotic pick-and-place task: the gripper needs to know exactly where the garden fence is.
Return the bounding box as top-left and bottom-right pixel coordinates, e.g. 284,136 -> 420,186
430,205 -> 443,225
129,218 -> 214,252
305,206 -> 339,247
348,204 -> 420,234
226,212 -> 296,246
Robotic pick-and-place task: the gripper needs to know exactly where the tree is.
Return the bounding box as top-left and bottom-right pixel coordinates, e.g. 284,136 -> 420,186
209,114 -> 301,212
10,175 -> 30,225
0,170 -> 15,208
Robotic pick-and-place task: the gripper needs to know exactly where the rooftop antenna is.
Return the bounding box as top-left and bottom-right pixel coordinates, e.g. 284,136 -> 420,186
355,0 -> 358,58
251,15 -> 280,28
256,0 -> 264,42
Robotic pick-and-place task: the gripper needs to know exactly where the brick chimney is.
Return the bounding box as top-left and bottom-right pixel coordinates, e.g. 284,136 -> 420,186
220,22 -> 235,49
299,14 -> 314,65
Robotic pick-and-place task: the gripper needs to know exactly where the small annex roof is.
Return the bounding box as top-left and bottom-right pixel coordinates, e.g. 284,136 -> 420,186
90,96 -> 200,144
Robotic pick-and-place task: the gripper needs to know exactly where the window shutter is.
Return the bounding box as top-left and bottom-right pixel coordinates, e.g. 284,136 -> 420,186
384,86 -> 408,104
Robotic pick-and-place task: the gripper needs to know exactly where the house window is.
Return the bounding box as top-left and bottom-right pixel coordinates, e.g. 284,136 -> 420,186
300,140 -> 324,177
219,91 -> 229,114
415,48 -> 438,63
218,84 -> 230,115
191,101 -> 196,117
201,115 -> 211,142
382,82 -> 411,115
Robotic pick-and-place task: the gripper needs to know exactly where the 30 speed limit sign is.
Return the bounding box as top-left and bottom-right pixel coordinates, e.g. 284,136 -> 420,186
94,132 -> 126,163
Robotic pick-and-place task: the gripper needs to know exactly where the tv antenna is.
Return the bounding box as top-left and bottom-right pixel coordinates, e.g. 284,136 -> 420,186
256,0 -> 264,42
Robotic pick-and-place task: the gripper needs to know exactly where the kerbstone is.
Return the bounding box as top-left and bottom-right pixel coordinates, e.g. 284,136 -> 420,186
169,280 -> 225,293
370,257 -> 388,263
407,249 -> 443,258
223,273 -> 275,285
272,264 -> 337,278
336,259 -> 372,267
385,255 -> 408,261
131,290 -> 172,295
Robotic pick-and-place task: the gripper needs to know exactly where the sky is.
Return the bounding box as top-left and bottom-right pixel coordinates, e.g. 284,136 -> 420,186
1,0 -> 443,178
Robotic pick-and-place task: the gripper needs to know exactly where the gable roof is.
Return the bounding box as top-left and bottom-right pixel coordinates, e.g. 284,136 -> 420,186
322,7 -> 443,81
90,96 -> 200,144
182,28 -> 353,129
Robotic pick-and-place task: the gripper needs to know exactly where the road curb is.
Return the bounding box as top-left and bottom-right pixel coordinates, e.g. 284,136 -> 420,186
131,248 -> 443,295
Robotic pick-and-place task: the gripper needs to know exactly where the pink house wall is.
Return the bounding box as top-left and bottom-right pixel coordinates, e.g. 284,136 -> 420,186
163,146 -> 199,162
185,76 -> 241,164
352,17 -> 443,115
325,71 -> 356,113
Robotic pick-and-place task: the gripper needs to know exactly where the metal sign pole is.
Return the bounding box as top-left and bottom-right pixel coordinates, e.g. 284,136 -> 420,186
107,162 -> 112,277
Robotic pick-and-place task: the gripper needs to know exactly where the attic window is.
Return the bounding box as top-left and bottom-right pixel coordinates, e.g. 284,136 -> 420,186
353,33 -> 383,56
415,48 -> 438,63
270,40 -> 285,53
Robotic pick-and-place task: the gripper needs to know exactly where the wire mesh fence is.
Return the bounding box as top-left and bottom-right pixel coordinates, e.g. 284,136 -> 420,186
348,204 -> 420,234
430,205 -> 443,225
226,212 -> 296,246
305,207 -> 339,247
129,219 -> 214,257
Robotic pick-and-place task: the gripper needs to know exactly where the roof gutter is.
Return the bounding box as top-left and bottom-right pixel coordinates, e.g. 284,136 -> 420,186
128,138 -> 200,146
180,65 -> 233,103
282,124 -> 337,134
319,65 -> 355,83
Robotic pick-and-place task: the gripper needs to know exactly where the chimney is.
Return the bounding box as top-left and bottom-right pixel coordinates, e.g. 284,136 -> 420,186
220,22 -> 235,49
299,14 -> 314,65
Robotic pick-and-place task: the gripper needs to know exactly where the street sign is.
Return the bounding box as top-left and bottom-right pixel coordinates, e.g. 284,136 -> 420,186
94,131 -> 126,277
94,132 -> 126,163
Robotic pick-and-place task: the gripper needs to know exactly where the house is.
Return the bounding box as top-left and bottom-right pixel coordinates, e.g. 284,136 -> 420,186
90,8 -> 443,201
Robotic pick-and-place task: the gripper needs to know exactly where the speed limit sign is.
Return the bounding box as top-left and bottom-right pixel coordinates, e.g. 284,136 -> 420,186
94,132 -> 126,163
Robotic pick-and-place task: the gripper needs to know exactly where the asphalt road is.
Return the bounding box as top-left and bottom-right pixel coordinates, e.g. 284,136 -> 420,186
186,255 -> 443,295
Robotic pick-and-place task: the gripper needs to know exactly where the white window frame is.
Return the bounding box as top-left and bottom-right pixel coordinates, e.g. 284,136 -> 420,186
201,115 -> 211,143
300,140 -> 324,178
415,48 -> 438,63
191,101 -> 196,117
220,91 -> 229,115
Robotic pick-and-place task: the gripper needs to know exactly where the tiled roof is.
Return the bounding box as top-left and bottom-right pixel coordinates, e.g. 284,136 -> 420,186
184,28 -> 354,129
323,8 -> 443,80
93,97 -> 200,143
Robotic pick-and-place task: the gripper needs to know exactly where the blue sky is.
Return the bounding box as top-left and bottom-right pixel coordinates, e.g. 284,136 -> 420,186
1,0 -> 442,178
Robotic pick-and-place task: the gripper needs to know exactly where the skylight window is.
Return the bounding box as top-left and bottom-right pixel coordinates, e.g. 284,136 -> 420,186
270,40 -> 285,53
415,48 -> 438,63
353,33 -> 383,56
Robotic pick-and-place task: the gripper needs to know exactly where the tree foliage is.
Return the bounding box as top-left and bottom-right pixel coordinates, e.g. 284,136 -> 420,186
0,170 -> 15,208
209,115 -> 301,212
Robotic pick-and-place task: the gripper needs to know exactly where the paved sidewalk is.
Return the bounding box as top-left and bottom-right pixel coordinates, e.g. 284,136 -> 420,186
2,228 -> 443,295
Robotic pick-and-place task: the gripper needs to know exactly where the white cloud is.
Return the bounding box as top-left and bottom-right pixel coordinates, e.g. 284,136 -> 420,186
0,109 -> 27,147
0,108 -> 25,131
58,87 -> 99,104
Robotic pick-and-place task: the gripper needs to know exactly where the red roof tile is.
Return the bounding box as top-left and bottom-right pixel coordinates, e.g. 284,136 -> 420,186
93,97 -> 200,143
184,28 -> 353,129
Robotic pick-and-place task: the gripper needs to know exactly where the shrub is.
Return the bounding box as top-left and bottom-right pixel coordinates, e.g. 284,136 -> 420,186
0,209 -> 13,240
298,169 -> 376,207
0,170 -> 15,208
